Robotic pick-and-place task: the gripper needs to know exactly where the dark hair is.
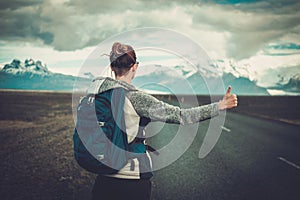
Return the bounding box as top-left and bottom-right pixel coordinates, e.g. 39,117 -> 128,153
110,42 -> 136,76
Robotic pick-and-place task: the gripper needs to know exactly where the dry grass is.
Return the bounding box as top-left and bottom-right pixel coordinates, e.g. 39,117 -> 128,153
0,91 -> 95,200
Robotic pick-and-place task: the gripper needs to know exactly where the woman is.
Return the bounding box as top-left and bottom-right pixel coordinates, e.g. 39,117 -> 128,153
91,42 -> 238,200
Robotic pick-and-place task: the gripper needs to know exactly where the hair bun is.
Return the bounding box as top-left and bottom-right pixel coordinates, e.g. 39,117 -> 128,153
109,42 -> 136,72
111,42 -> 130,57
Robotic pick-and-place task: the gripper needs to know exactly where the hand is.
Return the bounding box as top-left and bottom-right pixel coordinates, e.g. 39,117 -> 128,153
218,86 -> 238,110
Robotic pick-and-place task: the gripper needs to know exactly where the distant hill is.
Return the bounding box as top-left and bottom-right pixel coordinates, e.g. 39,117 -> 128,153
1,58 -> 298,95
271,74 -> 300,93
221,73 -> 270,95
0,59 -> 90,91
133,64 -> 270,95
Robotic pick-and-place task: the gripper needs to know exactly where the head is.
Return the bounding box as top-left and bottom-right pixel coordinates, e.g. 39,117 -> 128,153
109,42 -> 138,81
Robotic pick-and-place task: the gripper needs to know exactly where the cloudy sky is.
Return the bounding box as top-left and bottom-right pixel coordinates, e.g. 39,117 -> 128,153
0,0 -> 299,83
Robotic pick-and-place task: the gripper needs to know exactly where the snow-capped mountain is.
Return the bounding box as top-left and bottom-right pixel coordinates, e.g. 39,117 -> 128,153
0,59 -> 89,91
133,63 -> 270,95
283,74 -> 300,92
132,58 -> 300,95
267,73 -> 300,95
1,58 -> 298,95
2,59 -> 50,75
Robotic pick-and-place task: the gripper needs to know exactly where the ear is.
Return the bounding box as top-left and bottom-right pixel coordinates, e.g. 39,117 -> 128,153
110,65 -> 114,71
132,64 -> 137,72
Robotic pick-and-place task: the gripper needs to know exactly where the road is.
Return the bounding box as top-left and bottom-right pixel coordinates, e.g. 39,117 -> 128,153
148,112 -> 300,200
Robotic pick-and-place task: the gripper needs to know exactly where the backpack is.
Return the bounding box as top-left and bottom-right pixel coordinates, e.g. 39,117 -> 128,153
73,87 -> 134,174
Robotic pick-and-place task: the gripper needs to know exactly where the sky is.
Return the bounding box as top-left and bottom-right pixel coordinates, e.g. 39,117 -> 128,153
0,0 -> 299,84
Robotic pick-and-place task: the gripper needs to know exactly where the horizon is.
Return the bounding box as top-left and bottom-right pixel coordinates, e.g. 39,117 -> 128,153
1,88 -> 300,97
1,56 -> 299,96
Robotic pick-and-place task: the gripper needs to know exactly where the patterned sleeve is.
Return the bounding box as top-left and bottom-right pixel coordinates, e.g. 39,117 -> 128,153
127,90 -> 220,125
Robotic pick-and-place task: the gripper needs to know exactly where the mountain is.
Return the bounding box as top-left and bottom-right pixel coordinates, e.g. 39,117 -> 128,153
1,58 -> 298,95
0,59 -> 89,91
221,73 -> 270,95
133,64 -> 270,95
215,59 -> 300,95
283,74 -> 300,92
2,58 -> 50,75
268,73 -> 300,94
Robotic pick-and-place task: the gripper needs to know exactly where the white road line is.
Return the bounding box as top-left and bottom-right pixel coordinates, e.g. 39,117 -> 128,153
278,157 -> 300,170
221,126 -> 231,132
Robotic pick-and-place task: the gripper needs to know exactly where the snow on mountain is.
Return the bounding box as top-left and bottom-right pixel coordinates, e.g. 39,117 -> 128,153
0,59 -> 89,91
214,59 -> 256,82
1,58 -> 298,95
133,62 -> 270,95
267,73 -> 300,95
2,58 -> 51,76
285,74 -> 300,92
133,58 -> 299,95
213,59 -> 300,95
134,61 -> 299,95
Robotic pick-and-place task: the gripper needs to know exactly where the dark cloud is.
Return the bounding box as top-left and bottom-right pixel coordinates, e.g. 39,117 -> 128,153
0,0 -> 299,61
64,0 -> 201,14
191,0 -> 300,59
212,0 -> 265,4
0,0 -> 53,45
225,0 -> 300,14
36,31 -> 54,44
0,0 -> 42,10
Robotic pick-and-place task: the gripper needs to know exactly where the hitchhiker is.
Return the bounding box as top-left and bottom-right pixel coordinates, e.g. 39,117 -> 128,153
76,42 -> 238,200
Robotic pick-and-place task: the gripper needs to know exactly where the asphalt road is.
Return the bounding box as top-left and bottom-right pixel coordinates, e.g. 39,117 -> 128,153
148,112 -> 300,200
